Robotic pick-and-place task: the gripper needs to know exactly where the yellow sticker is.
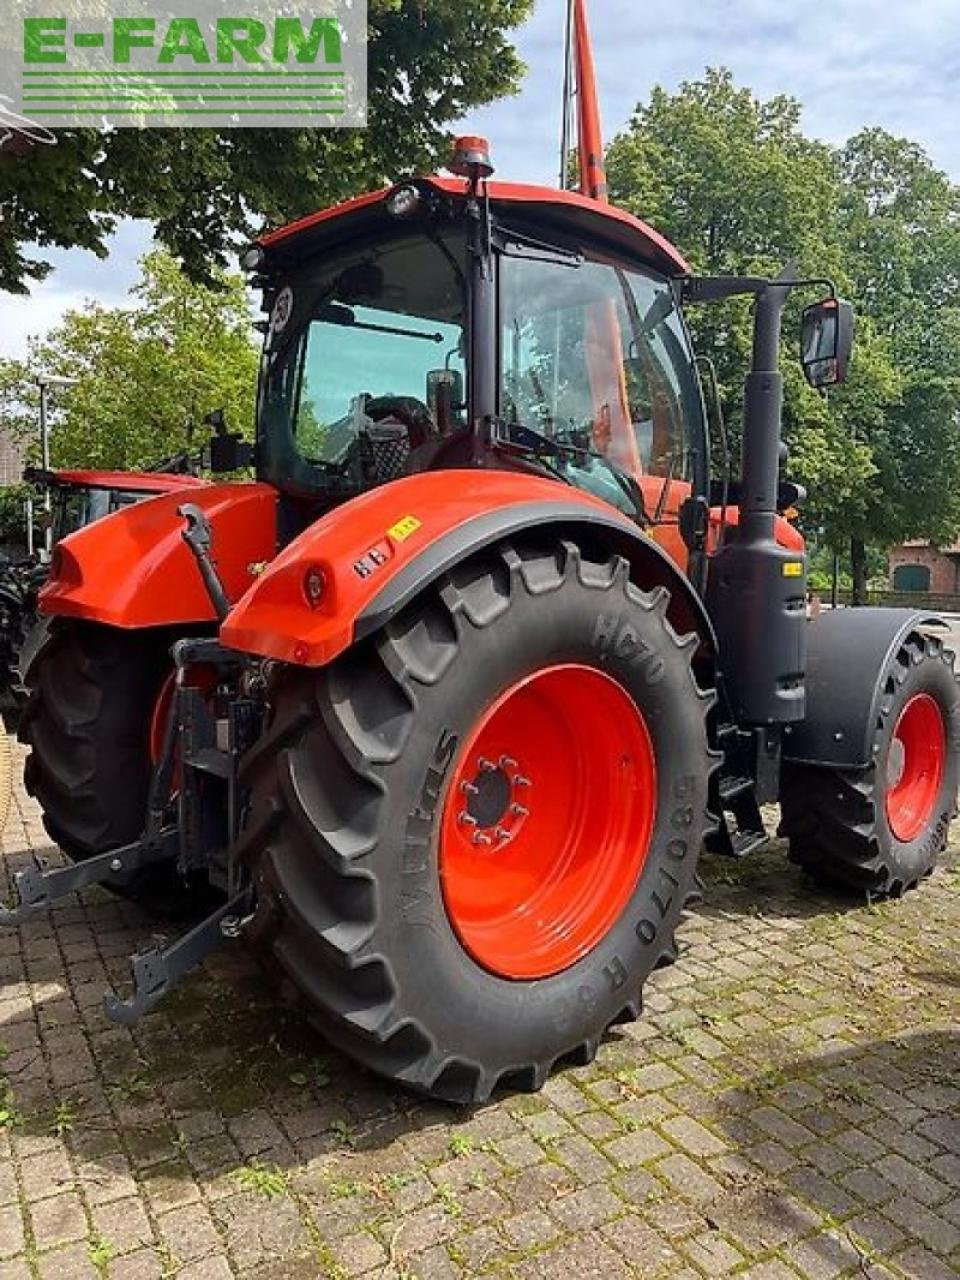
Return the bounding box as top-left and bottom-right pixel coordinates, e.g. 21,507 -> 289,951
782,561 -> 804,578
388,515 -> 422,543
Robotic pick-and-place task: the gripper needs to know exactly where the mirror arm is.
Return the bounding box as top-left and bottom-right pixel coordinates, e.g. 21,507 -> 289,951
681,274 -> 837,306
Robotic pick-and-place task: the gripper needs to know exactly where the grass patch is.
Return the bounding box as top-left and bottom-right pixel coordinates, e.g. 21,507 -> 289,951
233,1160 -> 290,1200
87,1230 -> 116,1271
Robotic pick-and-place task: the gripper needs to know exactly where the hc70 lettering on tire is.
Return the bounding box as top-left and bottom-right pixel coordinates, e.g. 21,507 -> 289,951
241,539 -> 716,1103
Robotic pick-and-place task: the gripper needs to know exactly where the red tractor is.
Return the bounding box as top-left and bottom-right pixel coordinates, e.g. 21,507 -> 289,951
5,7 -> 958,1103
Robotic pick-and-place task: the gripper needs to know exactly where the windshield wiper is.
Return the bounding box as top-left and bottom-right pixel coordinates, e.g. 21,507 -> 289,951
314,303 -> 444,344
494,421 -> 650,525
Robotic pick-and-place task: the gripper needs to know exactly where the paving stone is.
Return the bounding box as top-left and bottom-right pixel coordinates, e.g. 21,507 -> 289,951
873,1152 -> 951,1207
660,1114 -> 728,1157
550,1183 -> 622,1231
605,1127 -> 673,1167
91,1196 -> 154,1254
682,1229 -> 744,1274
0,1207 -> 24,1261
882,1195 -> 960,1255
106,1250 -> 164,1279
211,1193 -> 310,1269
600,1213 -> 680,1273
0,1259 -> 31,1280
19,1147 -> 76,1202
845,1211 -> 904,1255
783,1229 -> 863,1278
516,1232 -> 630,1279
155,1201 -> 223,1262
29,1190 -> 87,1250
502,1207 -> 559,1248
327,1229 -> 387,1276
654,1152 -> 726,1204
36,1244 -> 98,1280
0,739 -> 957,1279
840,1165 -> 898,1206
166,1259 -> 233,1280
891,1246 -> 959,1280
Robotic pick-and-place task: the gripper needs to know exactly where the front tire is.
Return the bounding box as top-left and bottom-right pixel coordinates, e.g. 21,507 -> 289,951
241,540 -> 715,1103
781,628 -> 960,895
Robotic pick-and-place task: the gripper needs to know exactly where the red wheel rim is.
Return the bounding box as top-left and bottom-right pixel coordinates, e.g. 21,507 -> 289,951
885,693 -> 945,843
439,664 -> 657,980
148,667 -> 218,772
149,672 -> 177,765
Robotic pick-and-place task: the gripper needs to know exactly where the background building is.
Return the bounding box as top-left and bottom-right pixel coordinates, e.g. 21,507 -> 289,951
888,539 -> 960,593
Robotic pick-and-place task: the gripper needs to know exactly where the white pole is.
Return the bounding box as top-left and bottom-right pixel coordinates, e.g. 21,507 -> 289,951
559,0 -> 575,190
35,375 -> 78,561
38,382 -> 51,560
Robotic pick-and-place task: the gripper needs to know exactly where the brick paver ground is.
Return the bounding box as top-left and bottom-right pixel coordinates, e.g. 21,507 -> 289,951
0,738 -> 957,1279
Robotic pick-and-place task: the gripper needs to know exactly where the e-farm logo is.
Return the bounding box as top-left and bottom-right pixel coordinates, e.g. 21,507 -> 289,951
4,2 -> 367,130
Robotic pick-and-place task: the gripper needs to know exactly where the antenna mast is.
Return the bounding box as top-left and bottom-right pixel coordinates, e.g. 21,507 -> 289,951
559,0 -> 608,202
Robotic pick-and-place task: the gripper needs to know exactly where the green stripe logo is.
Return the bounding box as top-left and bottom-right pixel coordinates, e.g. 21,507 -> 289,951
8,4 -> 367,128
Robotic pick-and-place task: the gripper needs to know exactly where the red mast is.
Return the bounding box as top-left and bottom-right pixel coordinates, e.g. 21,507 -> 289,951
574,0 -> 607,202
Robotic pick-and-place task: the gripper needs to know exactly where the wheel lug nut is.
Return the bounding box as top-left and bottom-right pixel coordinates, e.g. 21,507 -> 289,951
514,775 -> 531,788
458,812 -> 477,827
478,757 -> 496,772
472,831 -> 492,846
460,781 -> 478,795
510,803 -> 529,817
495,826 -> 510,840
499,755 -> 517,769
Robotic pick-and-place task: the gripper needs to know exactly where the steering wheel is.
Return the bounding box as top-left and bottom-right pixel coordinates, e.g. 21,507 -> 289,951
364,395 -> 435,450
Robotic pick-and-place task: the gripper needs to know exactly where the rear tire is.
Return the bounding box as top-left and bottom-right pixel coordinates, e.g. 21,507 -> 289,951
240,540 -> 715,1103
19,620 -> 181,905
781,628 -> 960,895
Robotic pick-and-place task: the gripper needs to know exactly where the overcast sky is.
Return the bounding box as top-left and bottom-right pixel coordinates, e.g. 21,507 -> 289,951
3,0 -> 960,360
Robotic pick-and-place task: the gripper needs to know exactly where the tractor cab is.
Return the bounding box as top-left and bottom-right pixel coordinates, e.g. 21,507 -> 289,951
246,169 -> 707,567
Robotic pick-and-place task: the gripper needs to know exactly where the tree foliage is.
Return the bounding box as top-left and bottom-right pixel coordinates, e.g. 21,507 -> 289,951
0,249 -> 258,469
606,69 -> 960,591
0,0 -> 533,292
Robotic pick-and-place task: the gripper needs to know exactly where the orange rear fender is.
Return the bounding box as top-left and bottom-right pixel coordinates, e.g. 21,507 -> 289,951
41,483 -> 278,629
220,470 -> 716,667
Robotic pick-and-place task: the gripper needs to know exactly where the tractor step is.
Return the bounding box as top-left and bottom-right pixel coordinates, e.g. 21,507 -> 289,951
729,826 -> 768,859
719,775 -> 754,803
103,887 -> 253,1026
0,829 -> 179,926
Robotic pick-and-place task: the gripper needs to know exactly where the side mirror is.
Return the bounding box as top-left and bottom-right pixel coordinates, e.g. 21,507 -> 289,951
427,368 -> 465,411
207,433 -> 254,473
801,297 -> 853,388
204,407 -> 227,435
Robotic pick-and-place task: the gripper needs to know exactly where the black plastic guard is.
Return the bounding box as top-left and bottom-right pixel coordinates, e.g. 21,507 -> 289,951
355,502 -> 717,657
782,607 -> 946,769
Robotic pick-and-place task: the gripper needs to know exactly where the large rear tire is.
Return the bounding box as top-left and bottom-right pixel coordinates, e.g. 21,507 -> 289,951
781,628 -> 960,895
19,620 -> 181,904
240,540 -> 715,1103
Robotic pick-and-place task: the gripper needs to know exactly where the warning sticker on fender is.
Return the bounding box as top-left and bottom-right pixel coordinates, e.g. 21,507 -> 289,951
388,515 -> 421,543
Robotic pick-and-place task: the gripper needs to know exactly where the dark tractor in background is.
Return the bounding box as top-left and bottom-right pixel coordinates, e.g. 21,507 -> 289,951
0,468 -> 206,703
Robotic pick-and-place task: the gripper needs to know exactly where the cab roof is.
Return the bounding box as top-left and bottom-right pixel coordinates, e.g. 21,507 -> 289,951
258,177 -> 690,278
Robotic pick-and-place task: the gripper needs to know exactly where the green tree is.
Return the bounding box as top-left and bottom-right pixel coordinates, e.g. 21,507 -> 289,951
835,129 -> 960,596
0,248 -> 258,469
606,70 -> 960,600
0,0 -> 533,292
